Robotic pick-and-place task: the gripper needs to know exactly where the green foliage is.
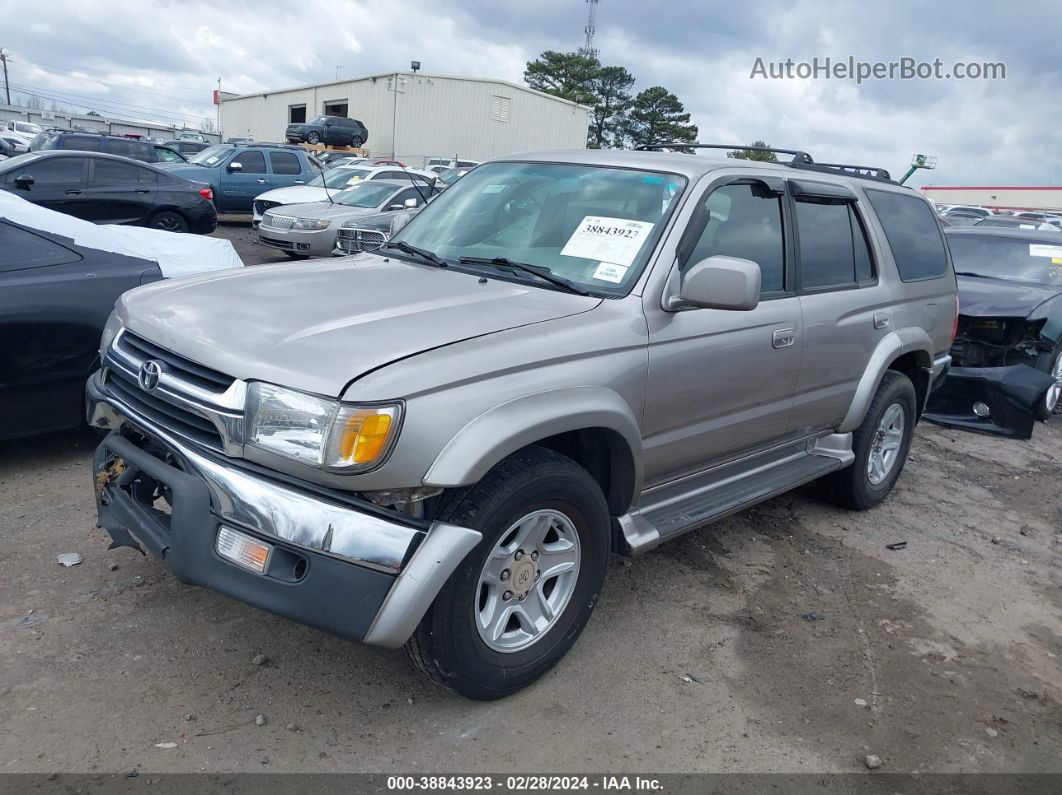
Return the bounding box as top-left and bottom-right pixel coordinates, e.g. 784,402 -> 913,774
622,86 -> 698,151
524,51 -> 696,150
524,50 -> 601,105
727,140 -> 778,162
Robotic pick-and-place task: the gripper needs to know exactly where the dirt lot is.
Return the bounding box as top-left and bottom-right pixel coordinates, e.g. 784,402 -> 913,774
0,222 -> 1059,775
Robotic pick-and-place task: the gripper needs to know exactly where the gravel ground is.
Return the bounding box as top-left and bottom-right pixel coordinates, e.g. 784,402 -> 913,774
0,223 -> 1059,774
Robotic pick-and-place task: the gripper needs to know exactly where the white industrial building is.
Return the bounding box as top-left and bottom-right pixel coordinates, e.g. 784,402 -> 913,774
219,71 -> 591,166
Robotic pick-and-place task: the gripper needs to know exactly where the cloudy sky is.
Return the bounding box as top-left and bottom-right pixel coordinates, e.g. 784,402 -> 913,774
4,0 -> 1059,187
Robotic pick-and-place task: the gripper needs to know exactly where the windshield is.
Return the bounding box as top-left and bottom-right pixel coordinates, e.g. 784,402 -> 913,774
309,167 -> 373,188
187,145 -> 231,166
437,167 -> 469,185
392,161 -> 686,293
332,182 -> 400,208
309,116 -> 329,125
16,122 -> 44,134
948,236 -> 1062,285
976,217 -> 1052,230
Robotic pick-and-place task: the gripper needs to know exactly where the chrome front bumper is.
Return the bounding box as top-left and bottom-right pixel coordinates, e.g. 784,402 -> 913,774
87,372 -> 481,647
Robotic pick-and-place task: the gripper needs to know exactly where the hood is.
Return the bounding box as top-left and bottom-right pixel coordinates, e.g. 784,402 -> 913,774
277,201 -> 381,222
116,256 -> 599,396
957,275 -> 1061,318
257,185 -> 330,205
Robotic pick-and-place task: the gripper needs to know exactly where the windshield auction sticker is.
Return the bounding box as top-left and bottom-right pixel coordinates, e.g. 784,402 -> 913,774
561,216 -> 655,267
1029,244 -> 1062,258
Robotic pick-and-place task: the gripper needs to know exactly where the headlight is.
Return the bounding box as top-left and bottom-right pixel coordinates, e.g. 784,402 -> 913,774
292,218 -> 330,230
100,312 -> 122,357
246,382 -> 401,472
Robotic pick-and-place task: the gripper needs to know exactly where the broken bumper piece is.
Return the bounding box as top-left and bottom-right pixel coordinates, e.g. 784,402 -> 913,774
85,371 -> 481,647
923,364 -> 1056,439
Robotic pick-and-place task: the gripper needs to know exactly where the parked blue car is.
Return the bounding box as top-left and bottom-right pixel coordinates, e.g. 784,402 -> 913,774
155,143 -> 320,213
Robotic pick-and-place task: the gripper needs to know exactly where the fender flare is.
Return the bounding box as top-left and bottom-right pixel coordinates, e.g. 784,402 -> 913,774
423,386 -> 643,496
839,329 -> 933,433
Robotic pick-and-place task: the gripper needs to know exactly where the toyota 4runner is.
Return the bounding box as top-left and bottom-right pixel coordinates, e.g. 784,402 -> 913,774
87,144 -> 956,700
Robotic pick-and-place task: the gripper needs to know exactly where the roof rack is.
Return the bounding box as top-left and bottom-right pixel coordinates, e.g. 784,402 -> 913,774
634,142 -> 897,184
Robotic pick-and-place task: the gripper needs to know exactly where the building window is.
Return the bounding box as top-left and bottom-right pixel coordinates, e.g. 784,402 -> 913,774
490,95 -> 511,123
289,105 -> 306,124
324,101 -> 348,117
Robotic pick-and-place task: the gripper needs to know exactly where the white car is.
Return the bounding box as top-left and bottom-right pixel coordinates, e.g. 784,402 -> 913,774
251,164 -> 436,225
4,120 -> 45,147
424,157 -> 480,175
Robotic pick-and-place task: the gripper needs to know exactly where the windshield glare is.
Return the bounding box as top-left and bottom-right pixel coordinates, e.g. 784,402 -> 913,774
948,235 -> 1062,284
392,161 -> 686,293
188,145 -> 231,166
332,183 -> 399,208
309,167 -> 372,188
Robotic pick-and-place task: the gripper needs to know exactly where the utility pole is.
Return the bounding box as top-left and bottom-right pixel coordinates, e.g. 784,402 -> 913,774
0,49 -> 11,105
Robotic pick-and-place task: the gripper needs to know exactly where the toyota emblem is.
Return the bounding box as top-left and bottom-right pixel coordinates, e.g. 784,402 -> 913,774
138,360 -> 162,392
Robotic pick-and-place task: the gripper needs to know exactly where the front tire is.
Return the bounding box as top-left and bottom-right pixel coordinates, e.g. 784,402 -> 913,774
407,446 -> 610,700
306,131 -> 321,144
819,370 -> 916,511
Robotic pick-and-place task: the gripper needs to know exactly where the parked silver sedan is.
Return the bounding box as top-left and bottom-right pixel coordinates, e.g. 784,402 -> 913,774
257,179 -> 438,258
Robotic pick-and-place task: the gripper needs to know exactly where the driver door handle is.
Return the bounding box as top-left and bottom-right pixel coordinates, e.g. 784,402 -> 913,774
256,178 -> 269,184
65,189 -> 82,195
772,328 -> 796,349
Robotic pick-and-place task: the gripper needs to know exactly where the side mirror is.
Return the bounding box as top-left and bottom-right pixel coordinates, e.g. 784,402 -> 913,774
227,161 -> 243,173
387,203 -> 405,211
13,174 -> 34,190
403,197 -> 419,208
667,255 -> 761,311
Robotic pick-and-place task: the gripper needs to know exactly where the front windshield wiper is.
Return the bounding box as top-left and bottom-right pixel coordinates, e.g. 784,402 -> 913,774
382,241 -> 449,268
458,256 -> 592,296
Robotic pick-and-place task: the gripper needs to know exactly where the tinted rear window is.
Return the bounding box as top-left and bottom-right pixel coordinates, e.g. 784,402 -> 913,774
865,189 -> 949,281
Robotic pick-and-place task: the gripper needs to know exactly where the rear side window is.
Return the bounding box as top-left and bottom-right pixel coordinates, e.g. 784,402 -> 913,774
92,158 -> 141,186
795,199 -> 875,289
865,189 -> 949,281
270,151 -> 301,174
64,136 -> 101,152
0,222 -> 80,272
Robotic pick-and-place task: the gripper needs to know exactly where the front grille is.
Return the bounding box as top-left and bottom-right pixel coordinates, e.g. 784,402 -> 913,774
336,227 -> 388,254
261,214 -> 297,231
105,367 -> 224,450
254,199 -> 281,216
117,332 -> 234,393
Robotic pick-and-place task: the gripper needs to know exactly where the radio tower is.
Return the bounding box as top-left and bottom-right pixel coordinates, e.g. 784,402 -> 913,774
579,0 -> 600,60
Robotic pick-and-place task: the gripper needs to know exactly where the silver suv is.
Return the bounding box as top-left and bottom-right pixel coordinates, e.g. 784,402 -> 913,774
87,144 -> 956,700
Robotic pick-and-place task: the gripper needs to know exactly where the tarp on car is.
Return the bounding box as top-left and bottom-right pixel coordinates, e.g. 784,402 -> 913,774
0,189 -> 243,277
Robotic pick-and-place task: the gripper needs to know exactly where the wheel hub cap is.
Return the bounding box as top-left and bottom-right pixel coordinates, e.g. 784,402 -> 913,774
867,403 -> 905,486
475,509 -> 581,653
1046,356 -> 1062,413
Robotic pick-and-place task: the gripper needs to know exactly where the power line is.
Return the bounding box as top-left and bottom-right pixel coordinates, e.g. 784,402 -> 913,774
9,83 -> 211,125
10,55 -> 209,103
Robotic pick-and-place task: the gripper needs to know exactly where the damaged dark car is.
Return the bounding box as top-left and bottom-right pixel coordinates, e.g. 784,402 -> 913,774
925,227 -> 1062,437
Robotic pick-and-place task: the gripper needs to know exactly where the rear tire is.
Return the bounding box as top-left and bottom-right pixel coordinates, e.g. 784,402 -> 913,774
148,210 -> 188,233
819,370 -> 916,511
406,446 -> 610,700
351,136 -> 364,148
1033,341 -> 1062,420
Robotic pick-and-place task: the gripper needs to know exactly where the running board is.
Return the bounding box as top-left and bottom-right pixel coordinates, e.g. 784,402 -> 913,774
615,433 -> 853,555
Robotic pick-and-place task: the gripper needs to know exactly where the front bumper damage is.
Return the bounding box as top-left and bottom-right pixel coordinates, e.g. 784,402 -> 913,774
86,372 -> 481,647
924,364 -> 1056,439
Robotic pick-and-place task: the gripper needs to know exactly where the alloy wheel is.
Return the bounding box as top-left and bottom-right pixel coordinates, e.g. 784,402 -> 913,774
867,403 -> 905,486
475,509 -> 581,653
